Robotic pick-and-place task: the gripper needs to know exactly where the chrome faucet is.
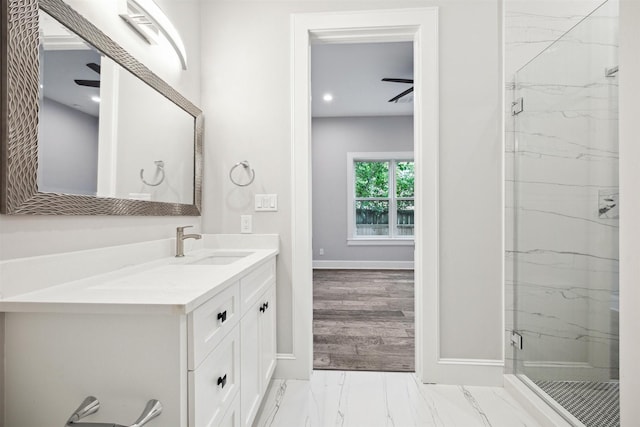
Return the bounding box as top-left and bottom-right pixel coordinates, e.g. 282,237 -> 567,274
176,225 -> 202,257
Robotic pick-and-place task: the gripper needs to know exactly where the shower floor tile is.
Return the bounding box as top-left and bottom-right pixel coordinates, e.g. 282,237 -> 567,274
535,380 -> 619,427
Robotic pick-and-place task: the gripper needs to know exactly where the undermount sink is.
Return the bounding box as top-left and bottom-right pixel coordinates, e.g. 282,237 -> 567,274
188,251 -> 254,265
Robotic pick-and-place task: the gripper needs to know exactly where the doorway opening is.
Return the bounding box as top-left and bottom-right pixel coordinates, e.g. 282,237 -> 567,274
310,42 -> 415,371
288,8 -> 438,383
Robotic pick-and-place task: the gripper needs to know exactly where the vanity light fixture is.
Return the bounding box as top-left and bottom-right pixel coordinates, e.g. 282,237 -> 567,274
120,0 -> 188,70
323,93 -> 334,102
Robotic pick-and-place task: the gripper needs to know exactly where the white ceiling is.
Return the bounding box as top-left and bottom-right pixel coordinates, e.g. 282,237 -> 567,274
311,42 -> 414,118
40,11 -> 102,117
43,49 -> 102,118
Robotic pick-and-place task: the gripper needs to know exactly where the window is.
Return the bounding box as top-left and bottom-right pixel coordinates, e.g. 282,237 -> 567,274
347,152 -> 414,244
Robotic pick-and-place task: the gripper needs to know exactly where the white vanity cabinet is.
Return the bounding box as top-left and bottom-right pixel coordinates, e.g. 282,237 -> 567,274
2,255 -> 277,427
240,283 -> 277,427
239,259 -> 277,427
187,281 -> 241,427
190,259 -> 277,427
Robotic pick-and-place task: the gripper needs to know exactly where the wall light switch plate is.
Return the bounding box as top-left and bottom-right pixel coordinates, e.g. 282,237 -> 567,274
255,194 -> 278,212
240,215 -> 252,233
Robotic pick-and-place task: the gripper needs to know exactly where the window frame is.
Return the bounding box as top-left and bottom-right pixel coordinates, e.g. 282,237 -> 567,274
347,152 -> 415,245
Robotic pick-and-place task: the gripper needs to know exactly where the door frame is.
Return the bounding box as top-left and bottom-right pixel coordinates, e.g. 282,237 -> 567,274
281,7 -> 439,383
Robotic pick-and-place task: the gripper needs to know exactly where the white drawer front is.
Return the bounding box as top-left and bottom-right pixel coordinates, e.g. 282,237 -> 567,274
189,282 -> 240,370
189,326 -> 240,427
240,260 -> 275,316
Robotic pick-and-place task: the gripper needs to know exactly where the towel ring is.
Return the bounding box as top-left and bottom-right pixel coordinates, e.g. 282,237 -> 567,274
140,160 -> 165,187
229,161 -> 255,187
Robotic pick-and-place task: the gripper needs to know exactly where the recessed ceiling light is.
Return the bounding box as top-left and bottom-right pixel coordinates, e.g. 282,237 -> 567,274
323,93 -> 333,102
91,96 -> 101,103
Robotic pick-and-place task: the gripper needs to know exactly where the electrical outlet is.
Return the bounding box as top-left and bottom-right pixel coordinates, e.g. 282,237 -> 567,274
319,248 -> 324,256
240,215 -> 252,233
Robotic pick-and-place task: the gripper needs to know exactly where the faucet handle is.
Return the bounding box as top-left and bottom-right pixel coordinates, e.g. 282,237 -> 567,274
176,225 -> 193,233
66,396 -> 100,425
128,400 -> 162,427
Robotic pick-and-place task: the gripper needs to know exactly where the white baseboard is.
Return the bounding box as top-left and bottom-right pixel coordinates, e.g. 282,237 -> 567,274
273,353 -> 312,380
418,358 -> 504,386
312,260 -> 414,270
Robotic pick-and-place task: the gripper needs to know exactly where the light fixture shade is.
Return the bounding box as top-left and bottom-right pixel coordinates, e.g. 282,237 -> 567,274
121,0 -> 188,70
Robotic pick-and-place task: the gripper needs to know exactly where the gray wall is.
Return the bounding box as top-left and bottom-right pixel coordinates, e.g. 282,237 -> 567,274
38,97 -> 99,195
312,116 -> 414,262
201,0 -> 503,362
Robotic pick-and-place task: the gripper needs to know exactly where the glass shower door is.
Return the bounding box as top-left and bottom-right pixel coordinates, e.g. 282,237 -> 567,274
512,1 -> 619,425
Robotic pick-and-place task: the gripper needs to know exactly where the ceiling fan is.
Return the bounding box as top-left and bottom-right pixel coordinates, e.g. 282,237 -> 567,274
381,77 -> 413,103
74,62 -> 101,88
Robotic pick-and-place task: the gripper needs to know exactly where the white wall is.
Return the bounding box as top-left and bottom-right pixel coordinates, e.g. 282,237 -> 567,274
504,0 -> 605,80
312,116 -> 414,264
200,0 -> 503,368
619,0 -> 640,424
0,2 -> 202,423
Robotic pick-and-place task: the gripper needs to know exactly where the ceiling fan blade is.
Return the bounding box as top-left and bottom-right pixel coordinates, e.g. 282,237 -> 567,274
74,79 -> 101,88
382,78 -> 413,84
86,62 -> 101,74
388,86 -> 414,103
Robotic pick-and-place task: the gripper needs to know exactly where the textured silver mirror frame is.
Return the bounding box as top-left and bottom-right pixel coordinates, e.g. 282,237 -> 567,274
0,0 -> 203,215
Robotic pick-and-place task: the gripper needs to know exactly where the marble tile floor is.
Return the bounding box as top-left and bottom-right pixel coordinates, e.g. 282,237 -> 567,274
254,370 -> 542,427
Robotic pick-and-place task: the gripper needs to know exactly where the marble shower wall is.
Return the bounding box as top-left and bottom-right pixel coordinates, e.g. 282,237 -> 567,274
504,0 -> 619,379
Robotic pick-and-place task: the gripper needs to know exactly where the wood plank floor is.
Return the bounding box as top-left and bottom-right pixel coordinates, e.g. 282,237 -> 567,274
313,269 -> 414,372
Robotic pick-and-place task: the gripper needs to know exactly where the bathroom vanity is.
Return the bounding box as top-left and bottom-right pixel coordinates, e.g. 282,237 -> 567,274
0,235 -> 278,427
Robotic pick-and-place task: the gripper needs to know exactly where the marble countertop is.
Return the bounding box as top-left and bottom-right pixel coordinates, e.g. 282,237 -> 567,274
0,248 -> 278,315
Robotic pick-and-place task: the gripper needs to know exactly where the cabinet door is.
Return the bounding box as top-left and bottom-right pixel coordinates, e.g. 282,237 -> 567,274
219,393 -> 241,427
240,301 -> 261,427
259,284 -> 277,394
189,326 -> 240,427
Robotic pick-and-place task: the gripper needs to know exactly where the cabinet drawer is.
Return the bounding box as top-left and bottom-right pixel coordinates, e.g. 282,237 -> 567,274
240,260 -> 275,316
189,282 -> 240,370
189,326 -> 240,427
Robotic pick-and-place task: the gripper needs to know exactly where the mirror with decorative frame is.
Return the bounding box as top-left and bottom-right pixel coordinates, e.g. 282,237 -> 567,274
1,0 -> 203,215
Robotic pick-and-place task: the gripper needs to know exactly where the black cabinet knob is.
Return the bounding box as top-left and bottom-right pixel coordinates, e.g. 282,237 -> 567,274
259,305 -> 265,313
217,374 -> 227,388
264,301 -> 269,310
217,310 -> 227,323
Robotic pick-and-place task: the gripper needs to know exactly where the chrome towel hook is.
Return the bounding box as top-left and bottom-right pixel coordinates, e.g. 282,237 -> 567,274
229,160 -> 255,187
140,160 -> 166,187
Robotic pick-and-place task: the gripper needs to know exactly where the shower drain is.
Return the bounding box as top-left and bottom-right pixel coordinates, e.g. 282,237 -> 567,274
535,380 -> 619,427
